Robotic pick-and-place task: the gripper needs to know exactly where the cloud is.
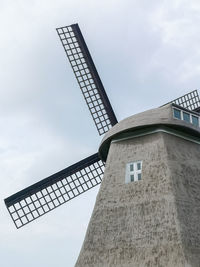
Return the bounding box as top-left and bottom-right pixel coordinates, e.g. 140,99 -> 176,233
1,1 -> 200,266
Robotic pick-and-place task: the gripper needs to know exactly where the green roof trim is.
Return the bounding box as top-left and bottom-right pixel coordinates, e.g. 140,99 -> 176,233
99,124 -> 200,162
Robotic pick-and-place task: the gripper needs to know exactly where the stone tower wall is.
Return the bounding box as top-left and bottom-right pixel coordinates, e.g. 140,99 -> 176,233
164,134 -> 200,266
76,131 -> 200,267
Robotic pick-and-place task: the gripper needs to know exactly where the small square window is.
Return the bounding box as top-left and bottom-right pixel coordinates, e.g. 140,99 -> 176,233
192,115 -> 199,127
183,112 -> 190,122
125,161 -> 142,183
173,109 -> 181,119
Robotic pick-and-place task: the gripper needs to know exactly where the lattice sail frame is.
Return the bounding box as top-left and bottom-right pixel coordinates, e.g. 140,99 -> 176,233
5,153 -> 104,229
56,24 -> 118,135
5,21 -> 200,231
171,90 -> 200,111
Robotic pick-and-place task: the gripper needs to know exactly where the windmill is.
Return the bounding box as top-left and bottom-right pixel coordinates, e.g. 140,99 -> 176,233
4,24 -> 200,266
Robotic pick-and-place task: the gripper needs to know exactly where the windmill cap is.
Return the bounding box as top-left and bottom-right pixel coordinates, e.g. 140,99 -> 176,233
99,103 -> 200,162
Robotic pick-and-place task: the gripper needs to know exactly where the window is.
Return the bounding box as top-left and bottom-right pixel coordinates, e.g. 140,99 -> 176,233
192,115 -> 199,127
173,107 -> 200,127
138,173 -> 142,180
173,108 -> 181,119
183,112 -> 190,122
125,161 -> 142,183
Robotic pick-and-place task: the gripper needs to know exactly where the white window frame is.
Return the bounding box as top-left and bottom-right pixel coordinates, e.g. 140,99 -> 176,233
173,108 -> 182,120
191,114 -> 199,127
125,161 -> 142,183
173,107 -> 200,127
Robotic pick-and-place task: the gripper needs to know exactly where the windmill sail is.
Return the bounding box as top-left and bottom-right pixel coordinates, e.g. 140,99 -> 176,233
169,90 -> 200,111
56,24 -> 118,135
4,153 -> 104,229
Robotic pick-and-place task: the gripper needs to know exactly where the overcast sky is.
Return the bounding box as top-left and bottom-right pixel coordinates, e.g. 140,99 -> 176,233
1,0 -> 200,266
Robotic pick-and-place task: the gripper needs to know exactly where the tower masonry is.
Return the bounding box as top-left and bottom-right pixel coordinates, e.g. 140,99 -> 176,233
76,103 -> 200,267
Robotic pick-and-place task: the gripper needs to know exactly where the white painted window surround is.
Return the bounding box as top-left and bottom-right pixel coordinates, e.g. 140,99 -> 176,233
173,107 -> 199,127
125,161 -> 142,183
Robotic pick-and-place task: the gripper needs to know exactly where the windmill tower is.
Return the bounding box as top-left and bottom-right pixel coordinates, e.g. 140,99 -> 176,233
4,24 -> 200,266
76,103 -> 200,266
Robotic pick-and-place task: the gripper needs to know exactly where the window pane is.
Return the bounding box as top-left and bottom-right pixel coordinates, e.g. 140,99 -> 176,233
183,112 -> 190,122
137,162 -> 141,170
130,164 -> 134,172
192,115 -> 199,127
126,161 -> 142,184
173,109 -> 181,119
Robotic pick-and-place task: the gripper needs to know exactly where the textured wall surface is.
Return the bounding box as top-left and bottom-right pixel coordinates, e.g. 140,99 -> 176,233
165,134 -> 200,266
76,132 -> 200,266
